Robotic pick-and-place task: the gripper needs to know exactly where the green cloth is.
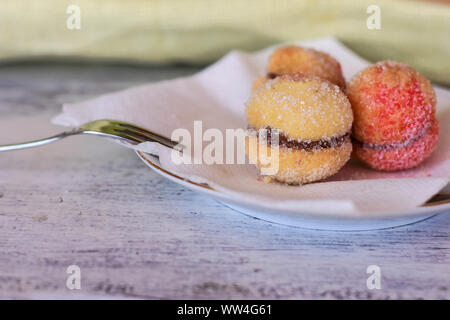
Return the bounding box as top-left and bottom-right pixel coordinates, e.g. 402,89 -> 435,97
1,0 -> 449,85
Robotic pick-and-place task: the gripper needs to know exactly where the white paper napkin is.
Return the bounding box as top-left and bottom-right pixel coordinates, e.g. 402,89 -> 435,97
53,38 -> 450,215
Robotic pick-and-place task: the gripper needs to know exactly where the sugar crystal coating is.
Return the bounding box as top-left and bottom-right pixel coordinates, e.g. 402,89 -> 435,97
347,61 -> 436,145
247,74 -> 353,141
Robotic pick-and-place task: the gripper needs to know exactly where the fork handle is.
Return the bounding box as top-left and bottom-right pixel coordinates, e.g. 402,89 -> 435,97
0,129 -> 81,152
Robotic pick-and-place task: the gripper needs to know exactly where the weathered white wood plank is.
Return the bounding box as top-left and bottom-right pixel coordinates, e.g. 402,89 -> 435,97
0,64 -> 449,299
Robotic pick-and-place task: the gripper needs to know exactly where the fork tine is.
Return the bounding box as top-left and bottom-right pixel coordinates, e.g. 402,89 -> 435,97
80,119 -> 183,150
116,123 -> 181,150
111,129 -> 146,144
118,123 -> 168,140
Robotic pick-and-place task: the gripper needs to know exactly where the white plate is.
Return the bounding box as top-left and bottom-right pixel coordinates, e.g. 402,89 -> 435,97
137,151 -> 450,231
53,37 -> 450,231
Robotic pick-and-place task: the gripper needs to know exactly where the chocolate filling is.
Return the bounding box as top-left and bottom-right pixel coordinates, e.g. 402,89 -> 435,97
352,123 -> 432,151
249,127 -> 350,151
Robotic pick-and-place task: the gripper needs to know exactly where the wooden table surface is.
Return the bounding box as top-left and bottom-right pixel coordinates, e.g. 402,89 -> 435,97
0,63 -> 449,300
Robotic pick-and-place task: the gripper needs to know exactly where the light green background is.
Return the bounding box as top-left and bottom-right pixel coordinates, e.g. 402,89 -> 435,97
1,0 -> 449,85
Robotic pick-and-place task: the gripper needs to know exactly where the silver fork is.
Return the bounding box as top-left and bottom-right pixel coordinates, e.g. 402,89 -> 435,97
0,119 -> 181,152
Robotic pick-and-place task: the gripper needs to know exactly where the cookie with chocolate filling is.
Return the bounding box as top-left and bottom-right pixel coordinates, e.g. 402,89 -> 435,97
347,61 -> 439,171
246,74 -> 353,184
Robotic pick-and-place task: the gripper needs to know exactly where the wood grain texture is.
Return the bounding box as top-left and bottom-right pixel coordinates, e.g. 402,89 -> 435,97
0,63 -> 449,300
